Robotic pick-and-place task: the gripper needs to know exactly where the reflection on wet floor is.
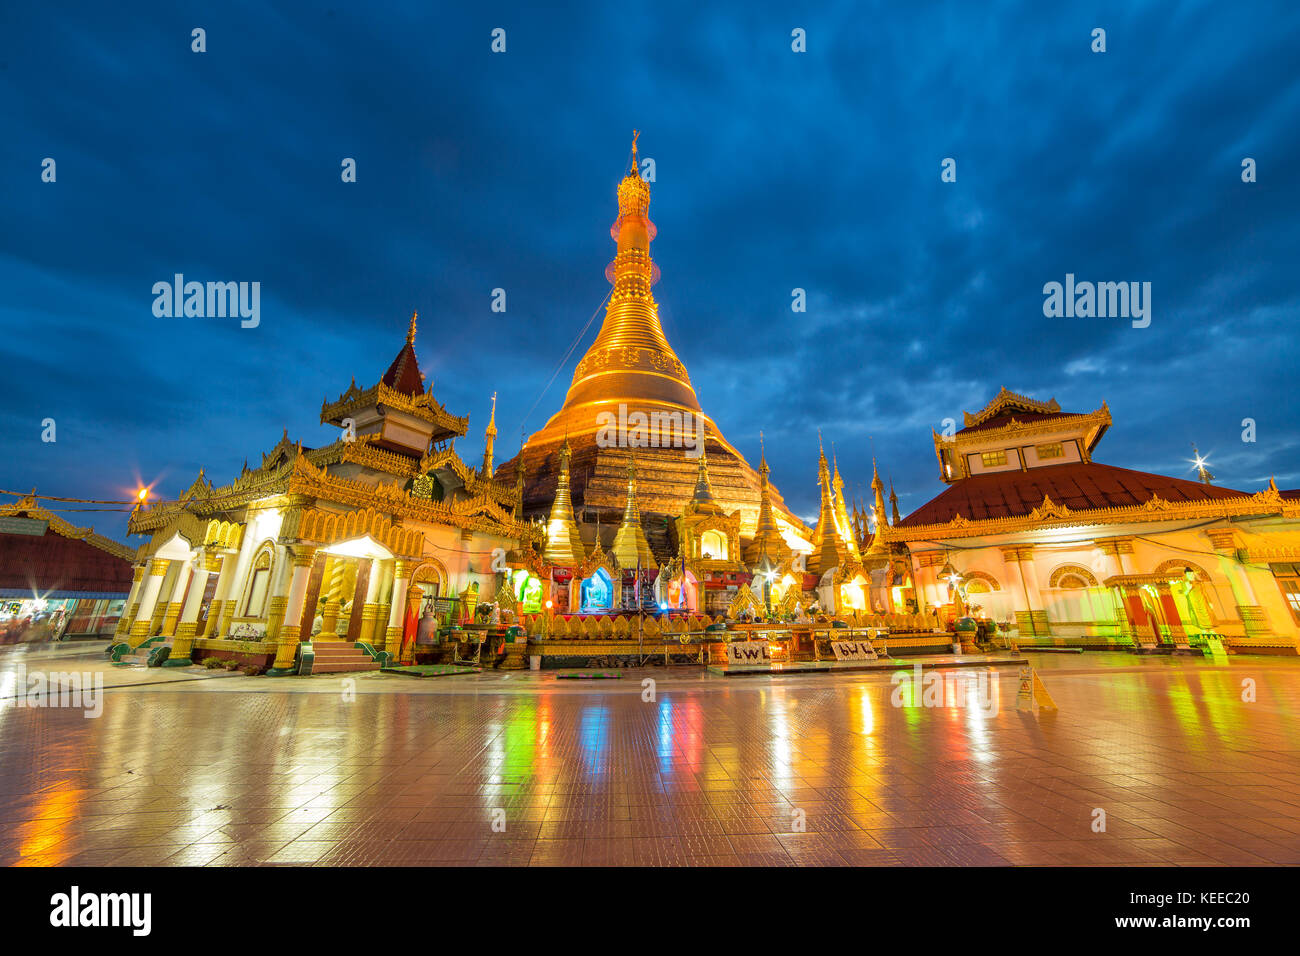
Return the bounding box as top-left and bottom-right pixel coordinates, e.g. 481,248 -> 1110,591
0,644 -> 1297,866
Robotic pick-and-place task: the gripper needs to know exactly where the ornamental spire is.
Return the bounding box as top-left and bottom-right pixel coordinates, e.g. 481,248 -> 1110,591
831,445 -> 859,559
745,432 -> 791,566
543,434 -> 585,567
867,458 -> 890,555
612,452 -> 656,569
811,431 -> 850,574
481,392 -> 498,477
407,310 -> 418,345
525,135 -> 702,449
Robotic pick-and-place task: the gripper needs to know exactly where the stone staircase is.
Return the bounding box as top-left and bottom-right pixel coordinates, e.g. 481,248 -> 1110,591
309,642 -> 381,674
643,520 -> 676,567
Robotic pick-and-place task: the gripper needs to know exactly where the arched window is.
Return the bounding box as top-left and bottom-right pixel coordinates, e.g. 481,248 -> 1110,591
700,530 -> 728,560
1048,564 -> 1099,588
241,548 -> 274,619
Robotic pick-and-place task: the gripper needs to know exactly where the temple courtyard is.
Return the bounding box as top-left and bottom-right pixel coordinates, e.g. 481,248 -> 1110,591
1,643 -> 1297,867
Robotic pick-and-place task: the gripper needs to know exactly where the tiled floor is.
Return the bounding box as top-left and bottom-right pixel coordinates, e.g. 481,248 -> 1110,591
1,643 -> 1298,866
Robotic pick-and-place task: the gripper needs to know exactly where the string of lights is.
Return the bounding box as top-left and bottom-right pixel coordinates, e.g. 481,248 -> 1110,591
516,286 -> 612,442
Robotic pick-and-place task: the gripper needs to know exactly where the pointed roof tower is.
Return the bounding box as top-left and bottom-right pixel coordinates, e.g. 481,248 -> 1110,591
611,454 -> 657,569
866,459 -> 890,555
831,446 -> 860,559
889,479 -> 901,526
383,311 -> 426,396
745,433 -> 793,565
810,432 -> 851,575
481,392 -> 498,477
320,311 -> 467,456
687,446 -> 723,515
542,436 -> 586,567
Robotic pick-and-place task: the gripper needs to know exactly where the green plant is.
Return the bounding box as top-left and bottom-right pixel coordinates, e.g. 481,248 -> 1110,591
203,657 -> 225,669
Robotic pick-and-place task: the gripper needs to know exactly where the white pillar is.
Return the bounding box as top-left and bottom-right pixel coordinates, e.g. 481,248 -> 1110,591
128,559 -> 168,643
268,548 -> 316,674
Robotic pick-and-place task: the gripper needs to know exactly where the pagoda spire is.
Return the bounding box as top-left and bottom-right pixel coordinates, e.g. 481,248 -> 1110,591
524,135 -> 702,448
1192,444 -> 1215,485
481,392 -> 498,478
687,444 -> 721,514
831,445 -> 859,559
889,479 -> 901,526
406,309 -> 418,345
542,434 -> 586,567
746,432 -> 791,565
811,431 -> 850,575
612,453 -> 656,569
866,458 -> 890,555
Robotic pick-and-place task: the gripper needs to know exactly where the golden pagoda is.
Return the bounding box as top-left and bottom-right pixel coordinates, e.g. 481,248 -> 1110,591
610,454 -> 656,569
497,135 -> 810,555
541,435 -> 586,567
809,432 -> 852,575
744,434 -> 793,565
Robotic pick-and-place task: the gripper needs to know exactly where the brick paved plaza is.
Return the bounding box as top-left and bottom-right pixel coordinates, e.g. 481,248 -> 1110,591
1,643 -> 1297,867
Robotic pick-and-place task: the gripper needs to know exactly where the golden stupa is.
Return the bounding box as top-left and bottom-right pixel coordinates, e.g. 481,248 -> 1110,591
496,135 -> 810,558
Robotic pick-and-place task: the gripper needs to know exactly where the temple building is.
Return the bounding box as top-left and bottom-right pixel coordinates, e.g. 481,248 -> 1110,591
120,312 -> 538,673
0,495 -> 134,642
887,388 -> 1300,653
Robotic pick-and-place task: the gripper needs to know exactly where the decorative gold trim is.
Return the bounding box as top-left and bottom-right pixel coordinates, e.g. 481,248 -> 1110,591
891,488 -> 1295,542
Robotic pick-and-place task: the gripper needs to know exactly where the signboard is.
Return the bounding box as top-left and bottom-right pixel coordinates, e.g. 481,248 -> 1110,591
831,640 -> 878,662
726,641 -> 771,665
1017,664 -> 1058,712
0,517 -> 48,536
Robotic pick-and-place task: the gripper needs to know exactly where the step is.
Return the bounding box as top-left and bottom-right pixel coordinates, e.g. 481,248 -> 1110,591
311,643 -> 367,654
312,660 -> 381,673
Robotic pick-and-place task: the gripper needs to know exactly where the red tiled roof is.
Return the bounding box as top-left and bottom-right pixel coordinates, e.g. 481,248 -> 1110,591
898,461 -> 1249,528
382,342 -> 424,396
0,530 -> 134,595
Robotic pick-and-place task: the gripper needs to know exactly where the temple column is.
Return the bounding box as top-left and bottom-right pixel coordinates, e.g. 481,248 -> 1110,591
160,560 -> 193,637
374,559 -> 395,642
128,559 -> 169,645
384,560 -> 413,660
318,556 -> 346,638
264,546 -> 294,643
114,564 -> 147,640
203,551 -> 238,638
359,558 -> 384,645
268,546 -> 317,676
1206,529 -> 1272,639
169,554 -> 215,666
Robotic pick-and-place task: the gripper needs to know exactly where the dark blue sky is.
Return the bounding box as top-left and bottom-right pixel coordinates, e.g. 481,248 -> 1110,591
3,1 -> 1298,540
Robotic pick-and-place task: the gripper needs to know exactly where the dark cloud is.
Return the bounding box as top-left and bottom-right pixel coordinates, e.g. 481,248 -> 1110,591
2,0 -> 1297,539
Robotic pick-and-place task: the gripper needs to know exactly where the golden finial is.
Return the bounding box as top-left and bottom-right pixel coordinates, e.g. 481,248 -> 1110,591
631,129 -> 639,172
407,310 -> 418,345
